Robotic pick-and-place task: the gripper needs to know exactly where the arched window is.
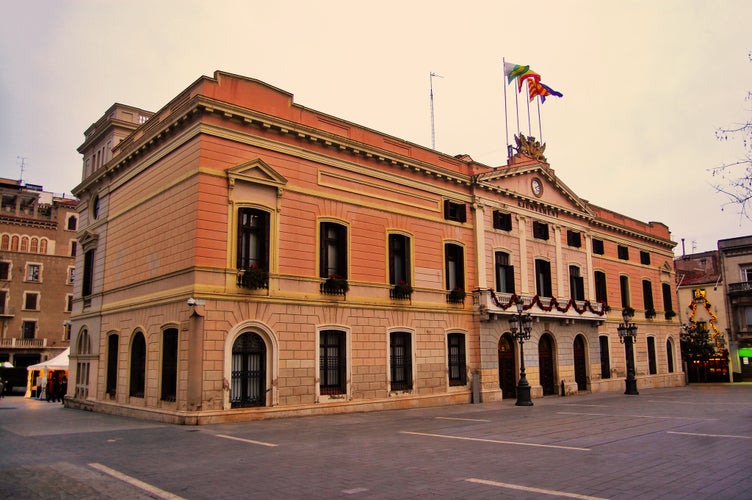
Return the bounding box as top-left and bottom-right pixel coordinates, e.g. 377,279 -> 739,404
129,331 -> 146,398
447,333 -> 467,386
1,234 -> 9,250
20,236 -> 28,253
319,330 -> 346,395
666,338 -> 675,373
30,237 -> 38,253
39,238 -> 48,254
106,334 -> 119,397
161,328 -> 178,402
231,332 -> 266,407
10,235 -> 19,251
67,215 -> 77,231
75,329 -> 91,399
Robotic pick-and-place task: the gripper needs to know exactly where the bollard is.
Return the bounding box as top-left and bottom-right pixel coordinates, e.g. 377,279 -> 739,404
472,371 -> 480,404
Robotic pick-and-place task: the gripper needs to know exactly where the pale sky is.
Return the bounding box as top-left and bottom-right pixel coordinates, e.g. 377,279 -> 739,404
1,0 -> 750,254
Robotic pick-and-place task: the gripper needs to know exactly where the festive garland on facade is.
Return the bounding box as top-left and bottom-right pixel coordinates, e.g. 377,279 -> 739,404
688,289 -> 724,349
489,290 -> 606,316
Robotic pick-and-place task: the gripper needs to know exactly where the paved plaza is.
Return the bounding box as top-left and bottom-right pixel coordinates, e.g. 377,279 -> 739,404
0,384 -> 750,499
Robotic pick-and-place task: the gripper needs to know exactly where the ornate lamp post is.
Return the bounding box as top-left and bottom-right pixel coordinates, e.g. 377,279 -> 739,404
509,297 -> 534,406
617,307 -> 639,395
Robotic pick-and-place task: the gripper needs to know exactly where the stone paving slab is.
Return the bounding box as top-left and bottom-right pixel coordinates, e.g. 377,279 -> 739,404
0,384 -> 751,499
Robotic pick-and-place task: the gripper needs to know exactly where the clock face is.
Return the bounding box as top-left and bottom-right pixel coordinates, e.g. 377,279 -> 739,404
531,178 -> 543,197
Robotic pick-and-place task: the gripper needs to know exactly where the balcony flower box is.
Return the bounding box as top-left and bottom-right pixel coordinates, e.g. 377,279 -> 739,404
238,266 -> 268,290
446,287 -> 466,304
645,308 -> 657,319
321,275 -> 348,296
390,281 -> 413,300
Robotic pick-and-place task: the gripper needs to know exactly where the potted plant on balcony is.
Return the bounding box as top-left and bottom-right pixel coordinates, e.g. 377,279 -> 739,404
322,274 -> 349,296
391,280 -> 413,300
665,309 -> 677,320
447,287 -> 466,304
645,308 -> 657,319
239,264 -> 268,289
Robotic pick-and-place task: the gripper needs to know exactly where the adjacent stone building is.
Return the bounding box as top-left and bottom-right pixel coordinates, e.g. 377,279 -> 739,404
67,71 -> 683,423
0,178 -> 78,373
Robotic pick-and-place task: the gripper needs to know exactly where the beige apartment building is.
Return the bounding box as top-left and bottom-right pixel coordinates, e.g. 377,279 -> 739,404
67,71 -> 683,423
0,178 -> 78,376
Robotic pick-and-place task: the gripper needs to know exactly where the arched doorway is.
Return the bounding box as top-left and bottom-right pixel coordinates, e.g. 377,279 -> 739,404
538,333 -> 556,395
573,335 -> 588,392
231,332 -> 266,408
498,333 -> 516,399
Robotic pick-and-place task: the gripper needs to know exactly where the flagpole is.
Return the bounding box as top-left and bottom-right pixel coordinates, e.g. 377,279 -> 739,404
502,58 -> 510,159
526,79 -> 532,135
537,96 -> 543,142
429,72 -> 441,150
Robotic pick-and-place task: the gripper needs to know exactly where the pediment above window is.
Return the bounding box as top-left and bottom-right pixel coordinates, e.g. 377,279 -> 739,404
78,230 -> 99,251
227,158 -> 288,190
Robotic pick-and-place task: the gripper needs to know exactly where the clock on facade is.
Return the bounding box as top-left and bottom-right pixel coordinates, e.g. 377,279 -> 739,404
531,178 -> 543,197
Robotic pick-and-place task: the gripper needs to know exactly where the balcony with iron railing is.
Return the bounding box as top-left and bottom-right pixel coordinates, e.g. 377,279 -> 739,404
474,289 -> 607,323
0,338 -> 47,348
728,281 -> 752,296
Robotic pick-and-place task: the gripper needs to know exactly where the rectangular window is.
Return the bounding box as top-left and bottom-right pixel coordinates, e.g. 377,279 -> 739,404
533,221 -> 549,240
447,333 -> 467,386
742,267 -> 752,282
492,211 -> 512,231
494,251 -> 515,293
320,222 -> 348,279
620,275 -> 630,308
594,271 -> 608,305
0,290 -> 6,315
82,249 -> 94,297
619,275 -> 632,308
24,292 -> 39,311
567,230 -> 582,248
68,267 -> 75,284
237,208 -> 270,271
662,283 -> 673,317
599,336 -> 611,379
642,280 -> 655,313
592,238 -> 604,255
390,332 -> 413,391
106,334 -> 118,397
70,241 -> 77,257
320,330 -> 346,395
445,243 -> 465,291
0,261 -> 9,280
569,266 -> 585,301
618,245 -> 629,260
161,328 -> 179,402
443,200 -> 467,223
647,337 -> 657,375
22,320 -> 35,339
388,234 -> 411,286
640,251 -> 651,265
535,259 -> 552,297
66,294 -> 73,312
26,264 -> 40,282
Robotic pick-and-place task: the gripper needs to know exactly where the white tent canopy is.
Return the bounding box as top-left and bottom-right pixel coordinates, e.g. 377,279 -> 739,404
28,348 -> 70,371
25,348 -> 69,398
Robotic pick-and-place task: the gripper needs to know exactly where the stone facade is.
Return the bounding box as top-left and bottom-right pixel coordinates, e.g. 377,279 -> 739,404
0,178 -> 78,382
67,71 -> 683,423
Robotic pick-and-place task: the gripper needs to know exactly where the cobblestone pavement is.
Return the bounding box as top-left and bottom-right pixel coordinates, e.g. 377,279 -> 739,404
1,384 -> 751,499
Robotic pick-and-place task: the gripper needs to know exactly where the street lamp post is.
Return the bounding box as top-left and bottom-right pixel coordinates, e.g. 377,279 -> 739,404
617,307 -> 639,395
509,297 -> 534,406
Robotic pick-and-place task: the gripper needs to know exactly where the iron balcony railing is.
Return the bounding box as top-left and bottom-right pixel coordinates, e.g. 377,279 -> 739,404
728,281 -> 752,295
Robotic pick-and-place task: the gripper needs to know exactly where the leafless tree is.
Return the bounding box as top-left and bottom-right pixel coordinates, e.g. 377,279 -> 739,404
711,51 -> 752,219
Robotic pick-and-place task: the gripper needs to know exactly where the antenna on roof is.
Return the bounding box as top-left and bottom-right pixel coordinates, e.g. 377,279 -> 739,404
17,156 -> 27,184
429,72 -> 443,150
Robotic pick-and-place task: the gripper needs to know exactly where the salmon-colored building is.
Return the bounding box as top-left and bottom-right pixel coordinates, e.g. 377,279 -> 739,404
67,71 -> 683,423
